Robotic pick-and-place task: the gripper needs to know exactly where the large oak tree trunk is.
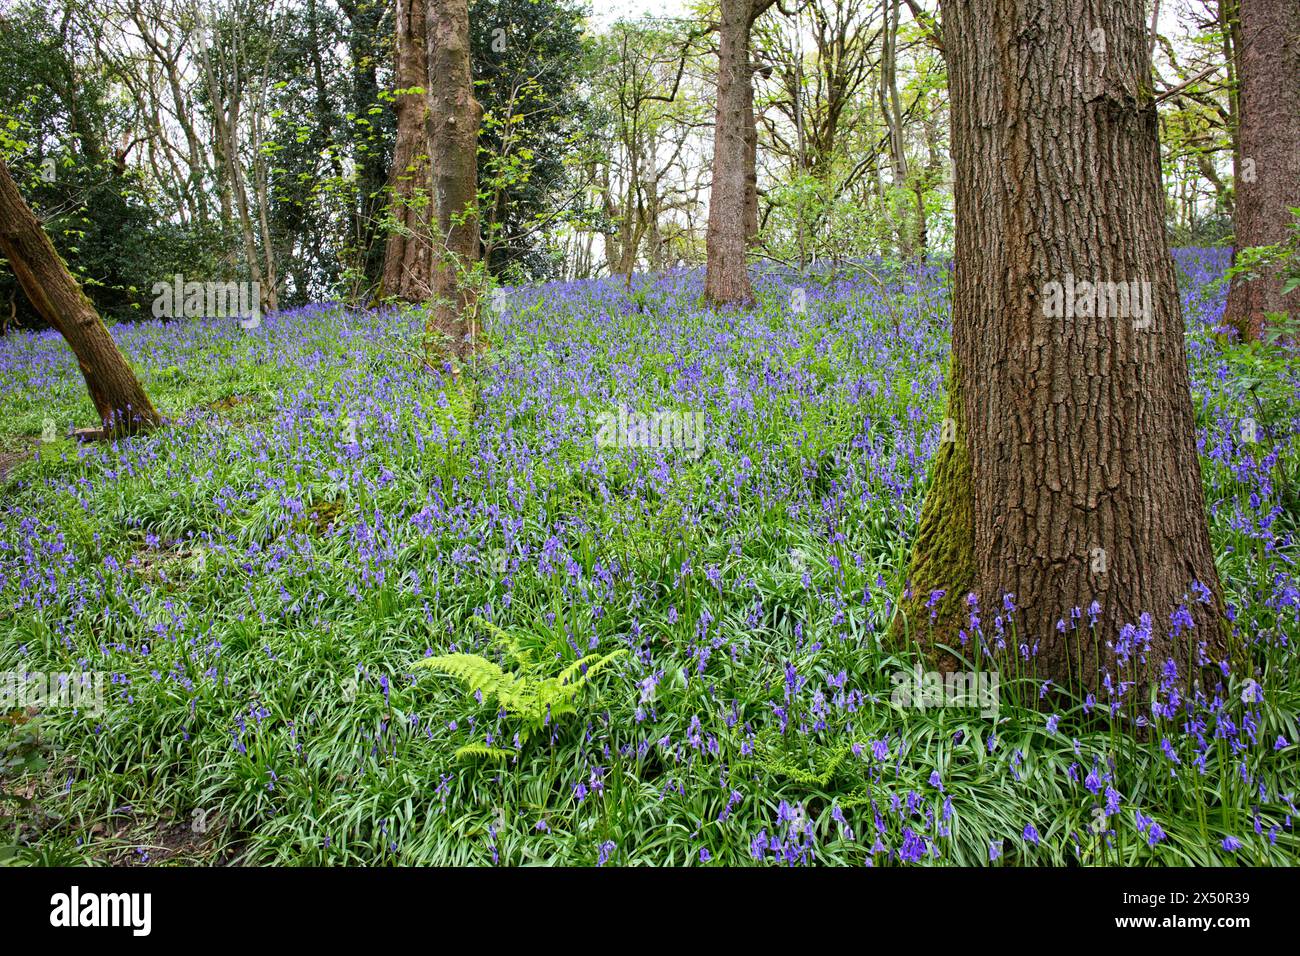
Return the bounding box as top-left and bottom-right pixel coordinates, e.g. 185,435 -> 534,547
0,159 -> 161,436
896,0 -> 1229,697
1222,0 -> 1300,340
705,0 -> 771,305
425,0 -> 484,360
382,0 -> 435,301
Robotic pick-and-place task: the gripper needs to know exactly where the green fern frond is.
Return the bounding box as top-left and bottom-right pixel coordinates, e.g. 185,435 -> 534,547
750,736 -> 858,788
415,652 -> 516,698
453,743 -> 516,762
554,648 -> 628,687
469,614 -> 537,666
414,622 -> 628,755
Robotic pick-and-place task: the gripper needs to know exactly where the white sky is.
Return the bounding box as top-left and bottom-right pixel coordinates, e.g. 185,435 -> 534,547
586,0 -> 1197,35
586,0 -> 694,30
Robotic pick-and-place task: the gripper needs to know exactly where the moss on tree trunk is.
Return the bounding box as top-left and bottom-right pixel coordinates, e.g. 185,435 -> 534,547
892,375 -> 975,671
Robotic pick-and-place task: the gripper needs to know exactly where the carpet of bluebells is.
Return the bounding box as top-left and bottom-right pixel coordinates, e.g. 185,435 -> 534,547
0,248 -> 1297,866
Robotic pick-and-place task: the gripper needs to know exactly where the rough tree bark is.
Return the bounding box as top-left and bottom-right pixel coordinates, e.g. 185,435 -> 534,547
895,0 -> 1230,696
425,0 -> 484,359
743,72 -> 760,246
705,0 -> 774,305
0,159 -> 161,436
1222,0 -> 1300,340
382,0 -> 436,301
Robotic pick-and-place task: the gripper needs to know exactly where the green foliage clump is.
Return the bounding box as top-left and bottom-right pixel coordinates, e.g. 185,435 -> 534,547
415,616 -> 626,761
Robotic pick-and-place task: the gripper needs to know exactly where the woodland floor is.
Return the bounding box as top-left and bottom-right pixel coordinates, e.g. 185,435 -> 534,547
0,249 -> 1297,865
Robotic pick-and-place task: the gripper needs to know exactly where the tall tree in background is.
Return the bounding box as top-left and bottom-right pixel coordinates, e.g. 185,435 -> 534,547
704,0 -> 776,305
896,0 -> 1229,694
593,19 -> 709,278
337,0 -> 395,299
0,158 -> 161,435
195,0 -> 283,314
755,0 -> 880,182
1222,0 -> 1300,340
879,0 -> 913,256
425,0 -> 483,357
382,0 -> 435,300
471,0 -> 592,279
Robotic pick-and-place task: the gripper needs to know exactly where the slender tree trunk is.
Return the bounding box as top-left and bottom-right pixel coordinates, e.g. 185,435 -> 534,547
425,0 -> 483,359
896,0 -> 1230,697
250,81 -> 280,312
619,139 -> 641,278
382,0 -> 435,301
198,29 -> 270,311
225,142 -> 267,309
0,159 -> 160,436
1223,0 -> 1300,340
705,0 -> 771,305
647,134 -> 665,272
881,0 -> 913,258
912,179 -> 928,261
621,178 -> 642,278
1219,0 -> 1242,223
254,166 -> 280,312
600,161 -> 623,275
743,70 -> 760,247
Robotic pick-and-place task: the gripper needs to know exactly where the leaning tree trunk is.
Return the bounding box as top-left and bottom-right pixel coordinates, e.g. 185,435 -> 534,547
1222,0 -> 1300,341
705,0 -> 770,305
425,0 -> 483,360
895,0 -> 1230,697
382,0 -> 435,301
0,159 -> 161,437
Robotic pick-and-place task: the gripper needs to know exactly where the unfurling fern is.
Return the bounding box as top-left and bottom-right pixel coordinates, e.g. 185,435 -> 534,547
414,617 -> 626,761
748,732 -> 859,788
